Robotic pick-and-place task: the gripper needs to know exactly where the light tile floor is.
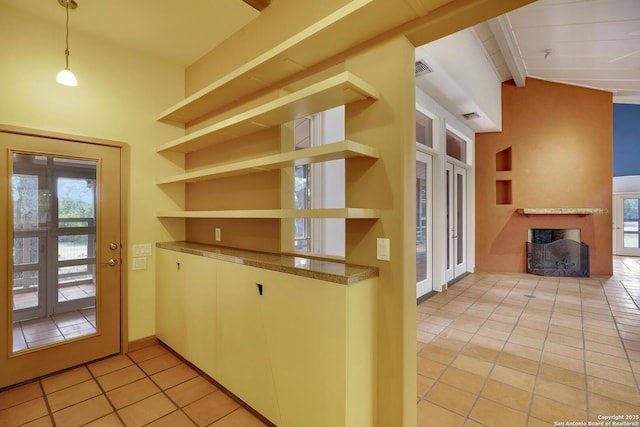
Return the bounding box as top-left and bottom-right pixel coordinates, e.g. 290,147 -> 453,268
0,343 -> 270,426
417,256 -> 640,426
2,258 -> 639,426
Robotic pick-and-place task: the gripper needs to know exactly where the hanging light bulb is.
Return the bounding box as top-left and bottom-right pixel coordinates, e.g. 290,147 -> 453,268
56,0 -> 78,87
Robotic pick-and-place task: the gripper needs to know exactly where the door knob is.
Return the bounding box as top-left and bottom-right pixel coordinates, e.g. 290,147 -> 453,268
109,243 -> 118,250
108,258 -> 118,266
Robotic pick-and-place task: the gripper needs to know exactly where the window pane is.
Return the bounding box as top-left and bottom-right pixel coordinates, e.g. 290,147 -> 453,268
58,264 -> 95,302
446,130 -> 466,162
416,111 -> 433,147
58,234 -> 95,260
13,270 -> 39,309
12,175 -> 40,231
623,198 -> 639,220
14,237 -> 39,265
58,177 -> 95,227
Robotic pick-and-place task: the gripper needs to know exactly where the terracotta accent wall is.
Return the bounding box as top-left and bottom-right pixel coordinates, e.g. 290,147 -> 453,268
476,78 -> 613,275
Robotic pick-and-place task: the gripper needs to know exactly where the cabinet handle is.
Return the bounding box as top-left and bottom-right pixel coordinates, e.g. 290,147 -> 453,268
176,262 -> 180,271
257,283 -> 263,295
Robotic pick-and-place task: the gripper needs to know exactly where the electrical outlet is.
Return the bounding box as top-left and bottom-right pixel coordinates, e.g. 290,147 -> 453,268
215,228 -> 221,241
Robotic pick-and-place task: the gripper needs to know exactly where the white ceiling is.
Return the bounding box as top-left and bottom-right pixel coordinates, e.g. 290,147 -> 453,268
479,0 -> 640,104
0,0 -> 260,66
415,0 -> 640,133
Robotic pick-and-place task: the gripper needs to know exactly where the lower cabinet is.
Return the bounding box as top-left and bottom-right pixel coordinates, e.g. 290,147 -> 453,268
156,248 -> 377,426
156,249 -> 217,377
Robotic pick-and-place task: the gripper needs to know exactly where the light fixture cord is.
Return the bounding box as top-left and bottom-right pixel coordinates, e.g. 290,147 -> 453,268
64,1 -> 70,69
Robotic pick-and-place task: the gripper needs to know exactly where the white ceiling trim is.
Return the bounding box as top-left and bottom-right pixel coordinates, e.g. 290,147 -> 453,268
487,15 -> 527,87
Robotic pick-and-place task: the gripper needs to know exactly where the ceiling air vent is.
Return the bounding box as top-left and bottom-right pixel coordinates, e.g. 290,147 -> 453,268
415,59 -> 433,77
462,112 -> 480,120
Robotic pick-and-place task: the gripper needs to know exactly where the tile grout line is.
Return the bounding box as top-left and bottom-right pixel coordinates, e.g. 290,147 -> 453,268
597,277 -> 640,398
421,274 -> 526,424
515,276 -> 558,427
460,276 -> 527,423
579,278 -> 591,423
80,359 -> 127,426
37,379 -> 57,427
127,350 -> 204,427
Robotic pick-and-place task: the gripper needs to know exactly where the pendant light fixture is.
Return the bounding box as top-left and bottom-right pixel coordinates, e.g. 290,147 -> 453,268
56,0 -> 78,87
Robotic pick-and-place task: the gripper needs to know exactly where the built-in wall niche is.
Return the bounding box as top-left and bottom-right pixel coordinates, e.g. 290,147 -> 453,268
495,180 -> 512,205
496,147 -> 512,172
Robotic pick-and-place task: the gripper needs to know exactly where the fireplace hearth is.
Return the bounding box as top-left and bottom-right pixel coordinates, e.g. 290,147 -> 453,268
527,229 -> 590,277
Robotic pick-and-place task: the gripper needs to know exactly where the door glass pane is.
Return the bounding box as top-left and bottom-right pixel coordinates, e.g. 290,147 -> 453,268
12,152 -> 98,352
456,172 -> 464,264
623,198 -> 640,248
446,169 -> 451,270
416,160 -> 427,283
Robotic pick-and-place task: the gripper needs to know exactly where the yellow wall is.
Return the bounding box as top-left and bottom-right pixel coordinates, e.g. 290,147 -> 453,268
179,1 -> 534,425
0,6 -> 186,341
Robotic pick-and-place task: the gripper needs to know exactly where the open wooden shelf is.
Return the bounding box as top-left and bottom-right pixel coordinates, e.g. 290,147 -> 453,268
156,71 -> 379,154
156,208 -> 380,219
157,140 -> 379,184
155,0 -> 373,124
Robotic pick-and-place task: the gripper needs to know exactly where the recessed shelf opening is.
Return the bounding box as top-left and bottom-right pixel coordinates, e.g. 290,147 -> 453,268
496,180 -> 512,205
496,147 -> 512,172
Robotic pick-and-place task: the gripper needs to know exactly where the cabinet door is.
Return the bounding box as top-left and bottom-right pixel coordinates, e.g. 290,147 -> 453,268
156,249 -> 217,377
259,269 -> 348,427
156,249 -> 187,356
216,262 -> 281,425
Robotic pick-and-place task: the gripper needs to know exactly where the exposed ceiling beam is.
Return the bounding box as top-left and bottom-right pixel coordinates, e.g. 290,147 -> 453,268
488,15 -> 527,87
242,0 -> 270,12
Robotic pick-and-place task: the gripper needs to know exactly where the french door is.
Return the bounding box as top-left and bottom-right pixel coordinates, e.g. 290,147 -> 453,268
416,152 -> 433,298
614,193 -> 640,256
0,129 -> 123,389
445,162 -> 467,283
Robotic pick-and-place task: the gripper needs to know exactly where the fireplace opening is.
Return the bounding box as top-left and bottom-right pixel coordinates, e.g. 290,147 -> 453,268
527,228 -> 589,277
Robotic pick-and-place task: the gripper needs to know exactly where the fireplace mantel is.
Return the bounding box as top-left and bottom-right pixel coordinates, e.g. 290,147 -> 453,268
516,208 -> 608,216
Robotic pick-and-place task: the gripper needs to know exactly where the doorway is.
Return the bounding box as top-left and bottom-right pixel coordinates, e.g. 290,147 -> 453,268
445,162 -> 467,283
614,193 -> 640,256
0,129 -> 124,389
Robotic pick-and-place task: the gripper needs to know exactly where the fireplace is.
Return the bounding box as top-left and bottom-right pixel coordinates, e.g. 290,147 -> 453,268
527,228 -> 590,277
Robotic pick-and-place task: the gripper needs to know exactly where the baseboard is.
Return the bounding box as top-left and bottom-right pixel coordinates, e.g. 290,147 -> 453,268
127,336 -> 159,353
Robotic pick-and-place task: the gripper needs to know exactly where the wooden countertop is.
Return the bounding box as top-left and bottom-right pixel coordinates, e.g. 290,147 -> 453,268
156,241 -> 378,285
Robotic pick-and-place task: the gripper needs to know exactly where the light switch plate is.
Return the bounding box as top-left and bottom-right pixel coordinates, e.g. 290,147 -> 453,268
377,238 -> 390,261
132,257 -> 147,270
132,243 -> 152,257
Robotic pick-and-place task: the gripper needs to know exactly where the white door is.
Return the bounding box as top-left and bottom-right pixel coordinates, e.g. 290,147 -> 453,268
416,152 -> 433,298
615,193 -> 640,256
445,162 -> 467,282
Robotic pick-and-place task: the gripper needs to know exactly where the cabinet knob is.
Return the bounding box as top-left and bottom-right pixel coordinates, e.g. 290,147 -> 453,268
257,283 -> 263,295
